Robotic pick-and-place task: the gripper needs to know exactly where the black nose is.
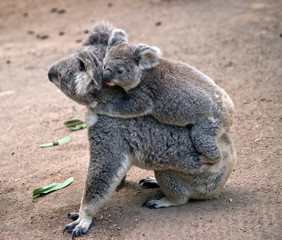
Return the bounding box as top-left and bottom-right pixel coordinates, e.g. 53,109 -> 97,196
48,65 -> 57,82
103,69 -> 113,83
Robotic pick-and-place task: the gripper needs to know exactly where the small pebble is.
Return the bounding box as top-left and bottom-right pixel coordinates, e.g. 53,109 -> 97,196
76,39 -> 82,43
23,12 -> 28,17
59,31 -> 65,36
84,30 -> 89,34
50,8 -> 57,13
229,198 -> 233,203
27,30 -> 35,35
156,21 -> 162,26
108,3 -> 113,7
40,35 -> 49,40
58,9 -> 66,14
6,60 -> 11,64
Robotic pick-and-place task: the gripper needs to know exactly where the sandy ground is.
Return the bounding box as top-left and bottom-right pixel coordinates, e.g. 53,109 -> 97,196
0,0 -> 281,239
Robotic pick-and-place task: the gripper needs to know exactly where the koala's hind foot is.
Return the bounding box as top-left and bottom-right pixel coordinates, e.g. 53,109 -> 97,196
142,170 -> 190,209
191,118 -> 222,163
139,177 -> 159,188
143,196 -> 187,208
63,216 -> 92,239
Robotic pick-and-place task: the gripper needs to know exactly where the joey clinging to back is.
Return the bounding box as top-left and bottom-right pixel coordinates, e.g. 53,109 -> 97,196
92,31 -> 235,163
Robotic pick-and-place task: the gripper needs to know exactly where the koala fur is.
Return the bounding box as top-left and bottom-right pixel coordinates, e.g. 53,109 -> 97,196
93,39 -> 234,163
48,22 -> 235,238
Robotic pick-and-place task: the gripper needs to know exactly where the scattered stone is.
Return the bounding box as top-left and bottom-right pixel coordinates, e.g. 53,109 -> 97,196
6,60 -> 11,64
36,34 -> 49,40
58,9 -> 66,14
84,29 -> 89,34
23,12 -> 28,17
280,33 -> 282,38
229,198 -> 233,203
50,8 -> 57,13
76,39 -> 82,43
40,35 -> 49,40
254,139 -> 260,142
224,61 -> 233,67
108,3 -> 113,7
59,31 -> 65,36
11,152 -> 15,155
156,21 -> 162,26
27,30 -> 35,35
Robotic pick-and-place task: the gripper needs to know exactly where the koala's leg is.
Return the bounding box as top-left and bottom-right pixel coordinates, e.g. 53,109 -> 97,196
63,151 -> 130,238
191,118 -> 222,163
68,175 -> 126,222
142,170 -> 190,209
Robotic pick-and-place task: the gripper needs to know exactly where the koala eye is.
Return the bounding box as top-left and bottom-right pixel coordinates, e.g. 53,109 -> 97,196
117,69 -> 124,74
78,59 -> 86,72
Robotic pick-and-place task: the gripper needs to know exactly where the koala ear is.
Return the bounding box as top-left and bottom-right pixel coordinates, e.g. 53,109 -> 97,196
108,29 -> 128,46
134,44 -> 161,70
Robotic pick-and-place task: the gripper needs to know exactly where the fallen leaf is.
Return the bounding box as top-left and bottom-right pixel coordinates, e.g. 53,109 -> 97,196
40,136 -> 72,148
32,177 -> 74,197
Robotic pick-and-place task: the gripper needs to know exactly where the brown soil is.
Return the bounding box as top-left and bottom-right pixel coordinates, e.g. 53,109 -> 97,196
0,0 -> 281,239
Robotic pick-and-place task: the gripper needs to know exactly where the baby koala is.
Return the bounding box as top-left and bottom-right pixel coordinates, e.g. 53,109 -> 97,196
92,32 -> 234,163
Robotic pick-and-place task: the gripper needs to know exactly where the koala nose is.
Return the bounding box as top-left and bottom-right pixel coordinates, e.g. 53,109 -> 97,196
48,65 -> 57,82
103,69 -> 113,83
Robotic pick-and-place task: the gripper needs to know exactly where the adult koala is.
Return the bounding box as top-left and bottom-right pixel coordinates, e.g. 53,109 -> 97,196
48,22 -> 235,238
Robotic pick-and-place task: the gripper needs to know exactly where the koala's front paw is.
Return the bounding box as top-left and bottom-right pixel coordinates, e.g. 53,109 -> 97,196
63,216 -> 92,239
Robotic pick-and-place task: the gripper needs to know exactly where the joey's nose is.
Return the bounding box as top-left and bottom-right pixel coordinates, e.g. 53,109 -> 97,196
48,65 -> 57,82
103,69 -> 113,83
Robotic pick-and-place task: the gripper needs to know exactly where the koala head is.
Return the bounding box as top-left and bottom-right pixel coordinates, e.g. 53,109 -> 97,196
103,42 -> 161,91
47,22 -> 128,105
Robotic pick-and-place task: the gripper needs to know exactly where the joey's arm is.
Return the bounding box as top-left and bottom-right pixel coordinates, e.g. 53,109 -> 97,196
92,90 -> 154,118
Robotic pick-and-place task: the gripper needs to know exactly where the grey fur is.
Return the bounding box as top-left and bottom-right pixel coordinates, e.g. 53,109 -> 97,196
48,22 -> 235,238
94,42 -> 234,162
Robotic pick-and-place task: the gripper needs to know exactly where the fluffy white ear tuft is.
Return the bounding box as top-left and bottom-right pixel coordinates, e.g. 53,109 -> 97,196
108,29 -> 128,46
135,44 -> 161,70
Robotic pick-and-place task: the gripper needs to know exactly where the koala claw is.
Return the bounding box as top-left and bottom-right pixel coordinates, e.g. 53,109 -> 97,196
63,221 -> 78,233
139,177 -> 159,188
63,217 -> 92,239
68,212 -> 79,220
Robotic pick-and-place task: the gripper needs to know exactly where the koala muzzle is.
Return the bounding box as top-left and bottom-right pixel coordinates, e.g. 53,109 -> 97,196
48,65 -> 57,82
103,69 -> 113,83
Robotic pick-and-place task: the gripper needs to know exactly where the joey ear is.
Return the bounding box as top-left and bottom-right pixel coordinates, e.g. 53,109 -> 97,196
108,29 -> 128,46
134,44 -> 161,70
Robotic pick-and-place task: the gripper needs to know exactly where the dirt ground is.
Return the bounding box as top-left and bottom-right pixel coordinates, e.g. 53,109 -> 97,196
0,0 -> 281,239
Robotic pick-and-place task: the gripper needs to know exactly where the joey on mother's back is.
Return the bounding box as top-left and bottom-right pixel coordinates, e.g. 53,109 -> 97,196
92,32 -> 234,164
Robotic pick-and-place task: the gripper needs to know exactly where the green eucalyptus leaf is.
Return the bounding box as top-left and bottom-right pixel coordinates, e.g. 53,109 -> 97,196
64,119 -> 87,131
40,136 -> 72,148
32,177 -> 74,197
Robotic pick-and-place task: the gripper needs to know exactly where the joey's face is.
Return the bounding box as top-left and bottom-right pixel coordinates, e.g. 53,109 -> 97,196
103,44 -> 142,91
48,46 -> 103,105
